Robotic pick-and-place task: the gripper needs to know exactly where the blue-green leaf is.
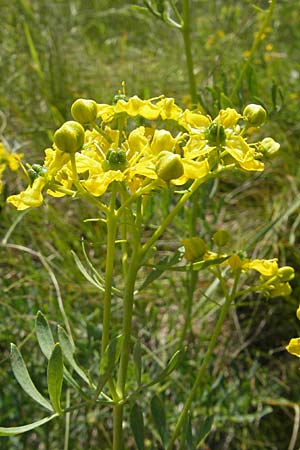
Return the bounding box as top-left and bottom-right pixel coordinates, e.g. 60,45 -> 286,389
47,344 -> 64,414
10,344 -> 52,412
130,403 -> 145,450
35,311 -> 55,359
0,414 -> 58,436
58,325 -> 90,386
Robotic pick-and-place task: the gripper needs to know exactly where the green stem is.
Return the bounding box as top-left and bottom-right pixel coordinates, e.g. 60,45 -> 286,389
167,271 -> 240,449
113,198 -> 143,450
63,389 -> 71,450
179,189 -> 199,347
182,0 -> 197,105
141,177 -> 207,258
113,404 -> 124,450
231,0 -> 276,99
101,184 -> 118,355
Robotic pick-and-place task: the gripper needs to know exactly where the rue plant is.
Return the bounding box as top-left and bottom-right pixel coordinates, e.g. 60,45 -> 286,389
0,93 -> 294,449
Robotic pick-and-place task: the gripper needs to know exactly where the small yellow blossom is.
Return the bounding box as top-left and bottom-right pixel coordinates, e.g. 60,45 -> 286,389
286,338 -> 300,357
0,142 -> 23,193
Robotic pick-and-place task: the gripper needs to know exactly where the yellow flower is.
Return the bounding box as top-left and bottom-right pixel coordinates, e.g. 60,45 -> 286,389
241,258 -> 278,276
0,142 -> 23,193
96,96 -> 183,124
8,177 -> 46,210
286,338 -> 300,357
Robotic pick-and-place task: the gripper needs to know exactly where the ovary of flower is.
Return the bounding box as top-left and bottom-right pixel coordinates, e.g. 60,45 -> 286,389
7,177 -> 46,210
286,338 -> 300,357
77,145 -> 157,197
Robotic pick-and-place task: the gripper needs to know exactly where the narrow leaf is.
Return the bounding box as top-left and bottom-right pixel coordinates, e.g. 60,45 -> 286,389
196,415 -> 214,447
151,395 -> 167,446
100,335 -> 122,375
23,22 -> 44,80
58,325 -> 90,386
130,403 -> 145,450
71,250 -> 104,291
94,335 -> 122,400
10,344 -> 52,412
161,349 -> 185,377
35,311 -> 55,359
0,414 -> 58,436
47,344 -> 64,414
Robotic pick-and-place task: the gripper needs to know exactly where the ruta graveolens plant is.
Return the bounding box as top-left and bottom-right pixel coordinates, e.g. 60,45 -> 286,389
0,92 -> 294,449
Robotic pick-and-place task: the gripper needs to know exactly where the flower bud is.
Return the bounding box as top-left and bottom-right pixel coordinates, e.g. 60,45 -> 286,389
205,122 -> 226,146
155,151 -> 184,181
296,306 -> 300,321
268,282 -> 292,298
243,104 -> 267,127
54,121 -> 85,153
182,237 -> 207,261
212,230 -> 231,247
71,99 -> 98,124
260,137 -> 280,156
277,266 -> 295,282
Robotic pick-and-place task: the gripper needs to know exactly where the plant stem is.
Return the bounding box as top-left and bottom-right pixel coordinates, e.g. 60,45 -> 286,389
167,271 -> 240,449
113,198 -> 143,450
179,190 -> 199,347
182,0 -> 197,105
101,184 -> 118,355
141,177 -> 207,258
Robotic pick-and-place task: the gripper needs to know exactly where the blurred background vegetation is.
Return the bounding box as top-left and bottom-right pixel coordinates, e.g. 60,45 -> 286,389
1,0 -> 300,449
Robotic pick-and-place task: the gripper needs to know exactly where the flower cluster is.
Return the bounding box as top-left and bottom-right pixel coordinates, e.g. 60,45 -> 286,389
8,96 -> 279,210
182,236 -> 294,298
0,142 -> 23,194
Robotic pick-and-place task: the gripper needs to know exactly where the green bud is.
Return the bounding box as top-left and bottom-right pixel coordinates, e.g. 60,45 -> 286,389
243,104 -> 267,127
182,237 -> 207,261
268,282 -> 292,298
54,121 -> 85,153
277,266 -> 295,282
104,148 -> 128,171
71,99 -> 98,124
205,122 -> 226,146
156,151 -> 184,182
212,229 -> 231,247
